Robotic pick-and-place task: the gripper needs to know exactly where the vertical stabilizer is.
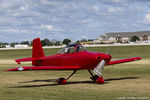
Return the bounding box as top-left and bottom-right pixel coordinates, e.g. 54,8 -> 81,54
32,38 -> 45,59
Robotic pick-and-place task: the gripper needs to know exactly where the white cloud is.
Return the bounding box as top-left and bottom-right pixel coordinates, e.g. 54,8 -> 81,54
113,0 -> 122,3
20,5 -> 29,10
108,7 -> 124,13
81,19 -> 89,23
40,0 -> 59,6
0,1 -> 13,9
52,17 -> 60,22
41,24 -> 54,30
93,6 -> 99,12
2,28 -> 30,34
40,24 -> 61,31
145,14 -> 150,22
141,13 -> 150,24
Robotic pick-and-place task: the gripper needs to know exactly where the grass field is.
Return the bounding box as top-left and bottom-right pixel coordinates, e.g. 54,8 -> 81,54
0,45 -> 150,100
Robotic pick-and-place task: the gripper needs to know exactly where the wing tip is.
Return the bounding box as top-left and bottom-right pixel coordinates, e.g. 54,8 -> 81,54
137,57 -> 142,60
15,60 -> 20,64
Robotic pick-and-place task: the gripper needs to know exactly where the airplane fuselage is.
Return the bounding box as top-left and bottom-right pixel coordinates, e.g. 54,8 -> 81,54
34,51 -> 111,70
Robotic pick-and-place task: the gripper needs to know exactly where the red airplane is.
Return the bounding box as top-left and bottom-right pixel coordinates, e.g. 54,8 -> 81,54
7,38 -> 141,85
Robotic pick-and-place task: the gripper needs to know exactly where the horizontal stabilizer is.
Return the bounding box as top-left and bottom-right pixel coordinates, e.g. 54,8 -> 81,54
15,57 -> 33,64
107,57 -> 141,65
15,57 -> 45,64
7,66 -> 80,71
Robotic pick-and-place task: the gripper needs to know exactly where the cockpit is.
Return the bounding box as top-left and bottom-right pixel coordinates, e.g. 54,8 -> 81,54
58,43 -> 87,54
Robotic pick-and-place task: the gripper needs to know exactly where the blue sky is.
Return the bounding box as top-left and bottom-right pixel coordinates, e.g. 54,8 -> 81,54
0,0 -> 150,42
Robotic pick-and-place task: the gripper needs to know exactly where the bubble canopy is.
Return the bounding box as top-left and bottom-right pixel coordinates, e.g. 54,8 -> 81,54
58,44 -> 87,54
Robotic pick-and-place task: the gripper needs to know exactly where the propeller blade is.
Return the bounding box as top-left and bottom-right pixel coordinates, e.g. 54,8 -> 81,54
106,46 -> 112,54
93,60 -> 106,76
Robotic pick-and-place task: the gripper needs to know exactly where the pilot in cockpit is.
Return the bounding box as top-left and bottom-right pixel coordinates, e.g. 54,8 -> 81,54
58,42 -> 87,54
64,47 -> 70,53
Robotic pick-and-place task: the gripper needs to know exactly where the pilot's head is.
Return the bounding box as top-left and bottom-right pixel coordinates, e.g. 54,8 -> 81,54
64,48 -> 69,53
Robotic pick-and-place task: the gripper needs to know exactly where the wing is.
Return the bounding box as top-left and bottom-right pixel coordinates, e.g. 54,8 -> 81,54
7,66 -> 80,71
106,57 -> 141,65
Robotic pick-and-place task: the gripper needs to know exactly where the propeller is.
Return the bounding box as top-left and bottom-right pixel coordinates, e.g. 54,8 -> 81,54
93,47 -> 112,76
106,46 -> 112,54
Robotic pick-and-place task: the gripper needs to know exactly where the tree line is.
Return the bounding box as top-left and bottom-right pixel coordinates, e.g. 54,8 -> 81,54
0,38 -> 74,48
0,38 -> 95,48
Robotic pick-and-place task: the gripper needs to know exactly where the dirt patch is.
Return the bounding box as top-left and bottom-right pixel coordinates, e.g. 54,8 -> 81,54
0,59 -> 31,64
0,59 -> 16,64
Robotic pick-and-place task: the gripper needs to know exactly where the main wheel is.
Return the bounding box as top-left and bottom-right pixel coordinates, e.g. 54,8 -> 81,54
57,78 -> 67,85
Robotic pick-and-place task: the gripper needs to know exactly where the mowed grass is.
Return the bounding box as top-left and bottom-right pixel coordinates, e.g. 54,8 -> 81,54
0,45 -> 150,100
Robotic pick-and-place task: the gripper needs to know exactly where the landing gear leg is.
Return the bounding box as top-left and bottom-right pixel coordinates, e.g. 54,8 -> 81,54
57,70 -> 77,85
88,70 -> 104,84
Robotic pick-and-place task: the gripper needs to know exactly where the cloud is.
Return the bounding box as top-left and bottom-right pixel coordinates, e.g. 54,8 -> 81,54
113,0 -> 123,3
93,6 -> 100,12
41,24 -> 54,30
108,6 -> 124,13
0,28 -> 32,35
40,24 -> 61,31
20,5 -> 29,10
0,0 -> 150,42
144,13 -> 150,24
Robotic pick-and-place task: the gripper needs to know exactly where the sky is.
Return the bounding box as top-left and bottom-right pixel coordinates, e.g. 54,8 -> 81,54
0,0 -> 150,42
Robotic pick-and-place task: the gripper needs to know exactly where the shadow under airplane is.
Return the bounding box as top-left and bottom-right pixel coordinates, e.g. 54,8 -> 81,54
10,77 -> 139,88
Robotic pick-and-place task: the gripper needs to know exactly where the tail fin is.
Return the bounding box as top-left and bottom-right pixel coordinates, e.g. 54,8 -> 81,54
32,38 -> 45,59
32,38 -> 45,65
14,38 -> 45,65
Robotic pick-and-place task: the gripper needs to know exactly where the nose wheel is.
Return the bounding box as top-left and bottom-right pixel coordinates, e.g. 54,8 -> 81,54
95,75 -> 104,84
88,70 -> 104,84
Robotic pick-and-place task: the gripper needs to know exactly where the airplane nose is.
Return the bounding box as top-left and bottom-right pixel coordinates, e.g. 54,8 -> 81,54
96,54 -> 111,62
106,54 -> 111,62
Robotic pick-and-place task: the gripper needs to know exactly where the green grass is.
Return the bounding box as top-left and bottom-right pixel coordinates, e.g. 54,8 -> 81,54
87,45 -> 150,59
0,45 -> 150,100
0,45 -> 149,59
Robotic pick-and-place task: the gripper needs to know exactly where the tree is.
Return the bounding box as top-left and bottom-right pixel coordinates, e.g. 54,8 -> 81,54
0,42 -> 2,48
88,39 -> 94,42
0,42 -> 8,48
30,41 -> 33,46
130,36 -> 140,42
62,39 -> 71,45
21,41 -> 30,45
41,38 -> 52,46
81,39 -> 87,42
10,42 -> 18,48
53,41 -> 61,46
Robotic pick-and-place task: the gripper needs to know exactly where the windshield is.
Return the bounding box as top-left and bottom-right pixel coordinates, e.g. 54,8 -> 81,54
58,44 -> 87,54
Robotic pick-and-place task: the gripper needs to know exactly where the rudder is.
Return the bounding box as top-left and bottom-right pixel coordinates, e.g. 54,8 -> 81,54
32,38 -> 45,65
32,38 -> 45,58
